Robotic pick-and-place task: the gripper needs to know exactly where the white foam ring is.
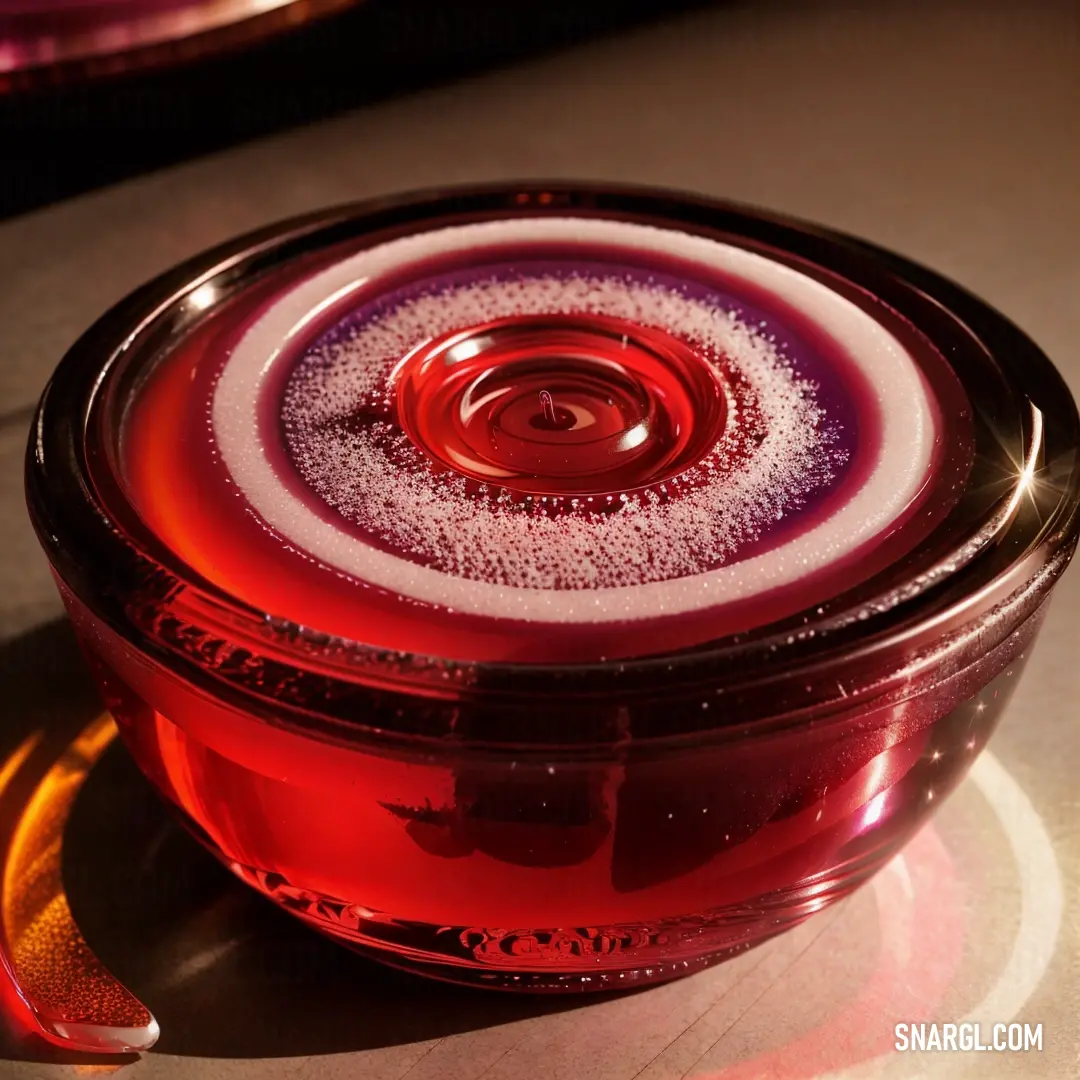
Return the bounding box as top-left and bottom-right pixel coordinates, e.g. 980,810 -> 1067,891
284,278 -> 833,590
213,218 -> 935,624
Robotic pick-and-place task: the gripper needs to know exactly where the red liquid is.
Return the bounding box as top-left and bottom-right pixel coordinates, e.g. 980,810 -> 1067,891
124,239 -> 967,663
391,314 -> 727,496
73,581 -> 1042,988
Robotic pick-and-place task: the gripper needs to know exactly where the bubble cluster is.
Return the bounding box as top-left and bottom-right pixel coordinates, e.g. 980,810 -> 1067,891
282,274 -> 842,591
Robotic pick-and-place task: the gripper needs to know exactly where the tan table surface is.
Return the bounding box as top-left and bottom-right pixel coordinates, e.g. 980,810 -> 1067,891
0,0 -> 1077,1077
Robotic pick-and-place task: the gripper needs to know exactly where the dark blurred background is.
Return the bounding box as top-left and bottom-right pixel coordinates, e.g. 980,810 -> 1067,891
0,0 -> 713,221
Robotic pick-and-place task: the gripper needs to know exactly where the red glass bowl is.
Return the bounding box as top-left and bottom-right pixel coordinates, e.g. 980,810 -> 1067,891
25,184 -> 1080,992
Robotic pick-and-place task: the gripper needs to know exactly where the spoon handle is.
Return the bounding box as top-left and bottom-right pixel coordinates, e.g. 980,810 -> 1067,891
0,714 -> 159,1054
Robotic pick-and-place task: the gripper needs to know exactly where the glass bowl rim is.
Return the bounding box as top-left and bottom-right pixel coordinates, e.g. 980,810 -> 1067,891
24,181 -> 1080,745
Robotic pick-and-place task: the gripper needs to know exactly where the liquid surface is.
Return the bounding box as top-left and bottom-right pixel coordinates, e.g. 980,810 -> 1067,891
124,215 -> 967,661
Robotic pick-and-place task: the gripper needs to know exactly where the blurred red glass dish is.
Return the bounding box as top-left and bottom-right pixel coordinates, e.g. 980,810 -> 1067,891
0,0 -> 357,88
25,184 -> 1080,991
